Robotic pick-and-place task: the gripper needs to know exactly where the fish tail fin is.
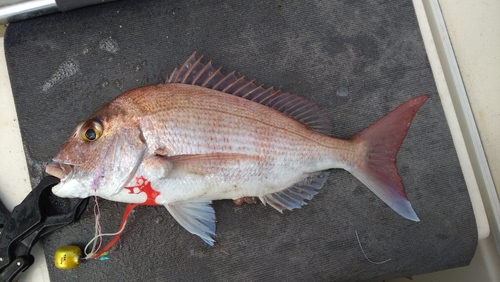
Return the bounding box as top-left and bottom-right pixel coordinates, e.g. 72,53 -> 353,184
347,95 -> 428,221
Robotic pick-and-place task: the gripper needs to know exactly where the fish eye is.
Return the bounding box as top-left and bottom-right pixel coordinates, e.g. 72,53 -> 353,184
80,118 -> 103,142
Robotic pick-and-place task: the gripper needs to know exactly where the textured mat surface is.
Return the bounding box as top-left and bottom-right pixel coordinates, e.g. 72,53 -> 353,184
4,0 -> 477,281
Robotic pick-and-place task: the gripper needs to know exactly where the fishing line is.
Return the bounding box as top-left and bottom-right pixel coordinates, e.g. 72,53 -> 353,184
83,202 -> 139,260
355,230 -> 391,265
83,221 -> 128,259
83,194 -> 104,259
54,200 -> 137,268
90,204 -> 138,259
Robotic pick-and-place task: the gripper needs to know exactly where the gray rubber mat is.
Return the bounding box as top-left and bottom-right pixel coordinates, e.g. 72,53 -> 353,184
4,0 -> 477,281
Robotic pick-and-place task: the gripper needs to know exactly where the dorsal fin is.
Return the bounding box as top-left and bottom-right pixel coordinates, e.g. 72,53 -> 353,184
166,52 -> 332,135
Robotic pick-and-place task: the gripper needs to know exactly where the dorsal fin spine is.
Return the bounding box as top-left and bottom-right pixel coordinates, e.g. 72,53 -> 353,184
241,85 -> 264,99
176,52 -> 197,83
221,74 -> 244,93
182,55 -> 204,84
212,71 -> 236,90
261,90 -> 282,105
201,67 -> 222,87
192,61 -> 211,85
166,53 -> 333,135
232,79 -> 256,97
251,87 -> 273,103
269,95 -> 289,109
265,92 -> 287,108
167,68 -> 178,83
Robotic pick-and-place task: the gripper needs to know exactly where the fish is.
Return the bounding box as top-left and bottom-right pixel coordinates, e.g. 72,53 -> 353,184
46,53 -> 428,245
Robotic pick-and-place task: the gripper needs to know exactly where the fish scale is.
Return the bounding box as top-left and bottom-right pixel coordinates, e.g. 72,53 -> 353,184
137,91 -> 330,165
46,53 -> 428,246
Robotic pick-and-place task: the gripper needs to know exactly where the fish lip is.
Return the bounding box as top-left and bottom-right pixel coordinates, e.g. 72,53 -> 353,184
46,161 -> 73,181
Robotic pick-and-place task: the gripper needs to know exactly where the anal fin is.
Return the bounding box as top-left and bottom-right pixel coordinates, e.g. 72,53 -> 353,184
165,199 -> 216,245
260,171 -> 329,212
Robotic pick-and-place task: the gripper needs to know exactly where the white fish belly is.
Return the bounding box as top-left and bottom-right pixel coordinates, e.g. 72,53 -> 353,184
152,158 -> 314,204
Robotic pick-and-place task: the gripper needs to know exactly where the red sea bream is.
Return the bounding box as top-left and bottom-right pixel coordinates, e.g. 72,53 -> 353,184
46,53 -> 428,245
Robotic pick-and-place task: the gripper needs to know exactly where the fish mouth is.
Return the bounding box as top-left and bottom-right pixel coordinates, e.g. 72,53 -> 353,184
46,161 -> 73,181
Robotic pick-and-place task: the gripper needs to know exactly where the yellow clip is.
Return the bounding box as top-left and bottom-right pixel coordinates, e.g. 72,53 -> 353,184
54,245 -> 82,269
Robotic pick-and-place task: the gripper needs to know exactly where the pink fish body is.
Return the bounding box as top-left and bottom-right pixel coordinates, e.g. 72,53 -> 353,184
46,53 -> 428,245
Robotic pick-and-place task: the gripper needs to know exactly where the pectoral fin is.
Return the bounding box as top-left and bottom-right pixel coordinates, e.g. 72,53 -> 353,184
260,171 -> 329,212
165,199 -> 216,245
